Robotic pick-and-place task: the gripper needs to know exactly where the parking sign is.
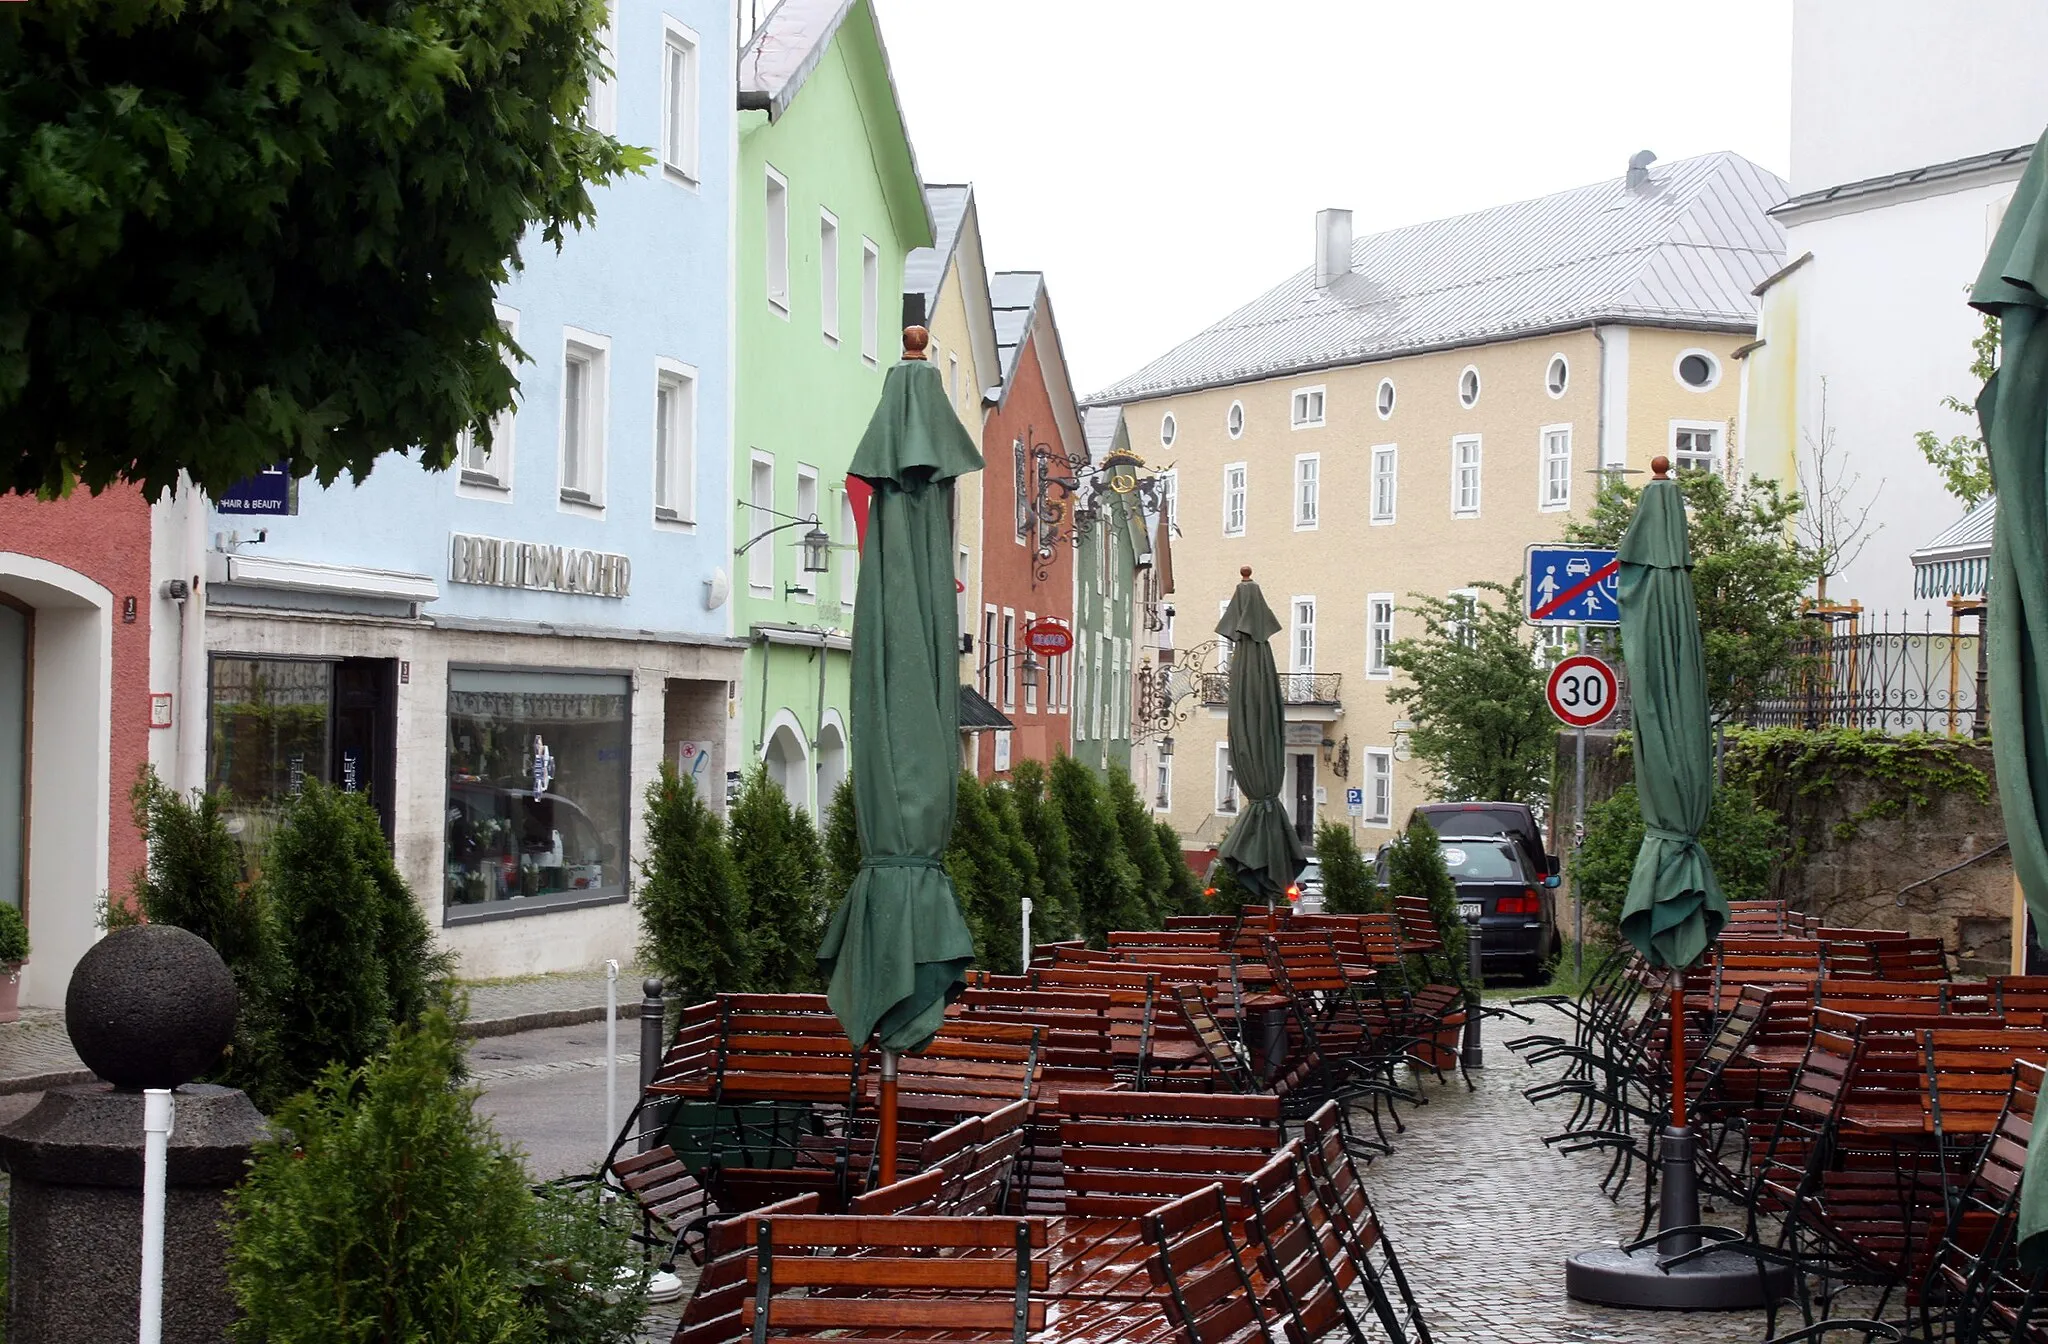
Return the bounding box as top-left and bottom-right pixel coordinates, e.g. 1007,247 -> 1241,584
1345,787 -> 1364,817
1525,545 -> 1620,626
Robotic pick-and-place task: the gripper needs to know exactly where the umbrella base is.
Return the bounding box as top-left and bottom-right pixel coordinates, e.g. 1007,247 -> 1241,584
1564,1245 -> 1791,1310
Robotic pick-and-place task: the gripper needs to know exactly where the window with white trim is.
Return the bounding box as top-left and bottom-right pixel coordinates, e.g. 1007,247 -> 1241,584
1451,435 -> 1481,516
1366,595 -> 1394,679
1364,749 -> 1393,826
1094,633 -> 1109,740
1157,469 -> 1178,532
748,455 -> 774,590
1215,600 -> 1231,674
1226,401 -> 1244,438
1154,758 -> 1172,811
458,304 -> 519,491
653,362 -> 696,523
1291,597 -> 1316,672
660,21 -> 699,181
860,238 -> 880,365
980,607 -> 998,697
1448,586 -> 1479,648
1074,630 -> 1090,739
1540,424 -> 1572,511
560,333 -> 609,505
1370,444 -> 1397,523
764,167 -> 789,313
1673,423 -> 1721,474
955,546 -> 969,638
1458,365 -> 1481,408
948,353 -> 960,405
1216,745 -> 1239,815
1290,387 -> 1325,428
586,0 -> 617,132
1160,413 -> 1177,448
1546,354 -> 1569,398
1222,462 -> 1247,536
1024,611 -> 1038,713
1001,609 -> 1016,710
1376,378 -> 1395,419
1294,454 -> 1319,529
791,466 -> 818,597
818,210 -> 840,343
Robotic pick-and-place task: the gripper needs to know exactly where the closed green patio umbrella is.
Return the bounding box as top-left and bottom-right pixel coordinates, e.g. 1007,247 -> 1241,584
816,326 -> 981,1181
1971,126 -> 2048,1269
1214,566 -> 1306,920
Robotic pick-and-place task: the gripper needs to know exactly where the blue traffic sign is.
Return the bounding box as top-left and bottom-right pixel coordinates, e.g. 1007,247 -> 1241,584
1525,545 -> 1620,626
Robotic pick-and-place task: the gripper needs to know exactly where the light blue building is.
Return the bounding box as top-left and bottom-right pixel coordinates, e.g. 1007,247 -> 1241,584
178,0 -> 743,977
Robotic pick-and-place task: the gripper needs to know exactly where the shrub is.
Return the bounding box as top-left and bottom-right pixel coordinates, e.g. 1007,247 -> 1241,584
0,902 -> 26,963
228,1002 -> 648,1344
1571,783 -> 1787,945
985,782 -> 1043,955
1050,754 -> 1143,946
1007,760 -> 1079,942
728,765 -> 825,994
1202,857 -> 1245,915
1383,817 -> 1472,1002
822,775 -> 863,919
947,773 -> 1023,975
1314,821 -> 1380,915
129,767 -> 273,979
637,762 -> 750,1004
1108,765 -> 1169,928
1155,821 -> 1203,918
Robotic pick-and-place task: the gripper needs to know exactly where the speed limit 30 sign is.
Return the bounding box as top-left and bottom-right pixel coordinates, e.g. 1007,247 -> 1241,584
1546,654 -> 1618,729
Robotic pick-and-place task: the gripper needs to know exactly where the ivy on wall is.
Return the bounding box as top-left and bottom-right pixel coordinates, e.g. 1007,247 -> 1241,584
1722,727 -> 1992,863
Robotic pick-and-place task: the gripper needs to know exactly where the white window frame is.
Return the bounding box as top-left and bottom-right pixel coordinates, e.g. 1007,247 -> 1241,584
1364,749 -> 1393,827
1538,422 -> 1572,513
789,466 -> 819,599
1001,608 -> 1018,711
1290,385 -> 1326,429
1448,586 -> 1479,648
764,166 -> 790,316
1457,364 -> 1481,409
980,605 -> 999,697
1215,600 -> 1232,674
659,19 -> 701,183
1366,594 -> 1395,680
1368,444 -> 1397,524
1674,348 -> 1722,392
559,328 -> 610,510
1156,468 -> 1178,532
1154,756 -> 1173,812
457,303 -> 520,499
652,358 -> 697,526
747,453 -> 776,592
860,238 -> 880,366
1226,400 -> 1245,439
1024,610 -> 1039,713
1671,420 -> 1723,475
1073,629 -> 1091,740
1293,453 -> 1320,530
1094,633 -> 1109,741
586,0 -> 618,132
1222,461 -> 1247,537
1216,744 -> 1239,815
1160,412 -> 1177,447
1290,596 -> 1316,673
1545,353 -> 1570,399
1450,434 -> 1481,518
1375,377 -> 1395,420
818,209 -> 840,345
948,352 -> 960,405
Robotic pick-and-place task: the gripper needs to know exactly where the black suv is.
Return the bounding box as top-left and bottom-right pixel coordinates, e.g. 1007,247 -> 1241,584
1377,831 -> 1562,981
1408,802 -> 1560,886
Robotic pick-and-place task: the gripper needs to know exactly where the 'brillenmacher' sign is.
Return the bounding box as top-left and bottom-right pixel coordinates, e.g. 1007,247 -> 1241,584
449,533 -> 632,598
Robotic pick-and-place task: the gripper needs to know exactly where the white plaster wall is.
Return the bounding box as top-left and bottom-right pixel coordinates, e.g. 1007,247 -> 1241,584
1778,179 -> 2018,617
147,487 -> 210,792
1792,0 -> 2048,192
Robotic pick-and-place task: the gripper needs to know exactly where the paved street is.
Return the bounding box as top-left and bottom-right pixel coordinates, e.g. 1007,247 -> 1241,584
474,1020 -> 641,1183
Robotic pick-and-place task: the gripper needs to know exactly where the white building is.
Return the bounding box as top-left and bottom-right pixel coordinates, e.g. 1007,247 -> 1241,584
1741,0 -> 2048,618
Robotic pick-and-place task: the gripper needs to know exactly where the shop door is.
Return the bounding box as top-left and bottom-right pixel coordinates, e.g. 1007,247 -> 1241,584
332,658 -> 398,840
0,602 -> 25,912
1293,754 -> 1315,845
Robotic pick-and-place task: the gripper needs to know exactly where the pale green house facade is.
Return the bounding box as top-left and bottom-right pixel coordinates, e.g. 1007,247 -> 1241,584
731,0 -> 931,815
1071,407 -> 1148,777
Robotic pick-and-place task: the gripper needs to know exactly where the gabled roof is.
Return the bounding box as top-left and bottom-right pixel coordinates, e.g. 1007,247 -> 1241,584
1911,499 -> 1995,599
904,184 -> 972,311
990,271 -> 1044,387
1087,151 -> 1788,405
1081,406 -> 1124,464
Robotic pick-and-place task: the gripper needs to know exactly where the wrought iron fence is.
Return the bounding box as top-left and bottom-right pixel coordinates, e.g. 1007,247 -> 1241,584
1198,672 -> 1343,707
1742,612 -> 1984,737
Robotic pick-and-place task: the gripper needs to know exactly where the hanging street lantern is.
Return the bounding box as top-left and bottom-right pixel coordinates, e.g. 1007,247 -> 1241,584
1020,653 -> 1041,692
801,525 -> 832,574
1158,734 -> 1175,759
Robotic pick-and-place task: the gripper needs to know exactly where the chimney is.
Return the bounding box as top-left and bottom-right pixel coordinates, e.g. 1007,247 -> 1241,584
1626,149 -> 1657,191
1314,209 -> 1353,289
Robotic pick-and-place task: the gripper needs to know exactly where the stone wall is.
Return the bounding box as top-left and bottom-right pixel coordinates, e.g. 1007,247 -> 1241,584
1553,734 -> 2013,977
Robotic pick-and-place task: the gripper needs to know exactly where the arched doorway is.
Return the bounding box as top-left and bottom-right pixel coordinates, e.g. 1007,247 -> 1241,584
815,714 -> 847,814
763,719 -> 810,815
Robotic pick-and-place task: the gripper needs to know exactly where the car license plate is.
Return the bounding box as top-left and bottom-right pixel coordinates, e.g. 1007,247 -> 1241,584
1459,902 -> 1483,921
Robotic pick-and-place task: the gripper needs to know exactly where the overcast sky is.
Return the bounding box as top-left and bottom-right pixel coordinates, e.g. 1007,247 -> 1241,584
870,0 -> 1793,399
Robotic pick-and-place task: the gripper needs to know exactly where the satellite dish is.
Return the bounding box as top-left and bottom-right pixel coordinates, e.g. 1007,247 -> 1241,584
705,567 -> 730,610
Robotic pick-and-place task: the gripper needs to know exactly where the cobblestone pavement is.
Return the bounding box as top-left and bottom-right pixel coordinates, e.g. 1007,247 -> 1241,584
0,1008 -> 86,1093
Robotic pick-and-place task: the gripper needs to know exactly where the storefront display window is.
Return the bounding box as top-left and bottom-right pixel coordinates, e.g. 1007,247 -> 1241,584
445,668 -> 630,918
209,657 -> 333,856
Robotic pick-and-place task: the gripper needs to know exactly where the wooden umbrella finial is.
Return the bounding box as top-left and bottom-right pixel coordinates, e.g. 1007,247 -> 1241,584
1240,566 -> 1252,580
902,325 -> 930,361
1651,455 -> 1671,479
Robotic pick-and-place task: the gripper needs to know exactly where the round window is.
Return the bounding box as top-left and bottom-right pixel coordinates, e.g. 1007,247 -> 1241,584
1546,355 -> 1569,397
1677,351 -> 1718,389
1227,402 -> 1244,439
1458,366 -> 1481,408
1376,378 -> 1395,419
1160,413 -> 1177,447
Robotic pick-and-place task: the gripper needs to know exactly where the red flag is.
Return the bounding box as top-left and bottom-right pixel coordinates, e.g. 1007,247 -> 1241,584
845,475 -> 874,551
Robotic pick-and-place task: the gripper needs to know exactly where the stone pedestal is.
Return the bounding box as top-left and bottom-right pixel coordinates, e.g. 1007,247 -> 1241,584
2,1083 -> 267,1344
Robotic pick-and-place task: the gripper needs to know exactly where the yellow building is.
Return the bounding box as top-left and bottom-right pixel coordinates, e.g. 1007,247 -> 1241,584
1088,152 -> 1787,859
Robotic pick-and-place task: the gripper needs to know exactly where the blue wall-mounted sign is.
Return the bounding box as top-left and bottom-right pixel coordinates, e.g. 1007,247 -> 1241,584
215,463 -> 293,516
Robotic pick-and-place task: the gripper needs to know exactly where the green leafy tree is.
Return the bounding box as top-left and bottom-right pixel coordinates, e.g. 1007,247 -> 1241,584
728,765 -> 825,994
1567,471 -> 1815,720
947,773 -> 1023,975
1108,765 -> 1169,927
1382,817 -> 1472,1002
636,762 -> 750,1005
1569,783 -> 1787,944
0,0 -> 646,498
1387,579 -> 1556,804
228,1002 -> 648,1344
986,782 -> 1043,950
1050,754 -> 1143,946
1915,307 -> 2001,509
822,776 -> 863,918
1007,760 -> 1078,942
1155,821 -> 1203,918
1314,821 -> 1380,915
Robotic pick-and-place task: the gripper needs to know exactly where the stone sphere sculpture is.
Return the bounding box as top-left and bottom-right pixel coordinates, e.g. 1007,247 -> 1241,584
65,925 -> 237,1089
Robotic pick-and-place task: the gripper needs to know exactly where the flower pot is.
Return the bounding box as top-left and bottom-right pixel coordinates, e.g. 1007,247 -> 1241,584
0,960 -> 21,1025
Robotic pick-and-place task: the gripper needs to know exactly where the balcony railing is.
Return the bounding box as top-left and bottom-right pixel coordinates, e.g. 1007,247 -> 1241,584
1199,672 -> 1342,707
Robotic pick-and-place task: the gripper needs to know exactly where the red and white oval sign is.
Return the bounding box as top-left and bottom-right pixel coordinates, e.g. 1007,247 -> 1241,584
1023,620 -> 1075,656
1546,654 -> 1618,728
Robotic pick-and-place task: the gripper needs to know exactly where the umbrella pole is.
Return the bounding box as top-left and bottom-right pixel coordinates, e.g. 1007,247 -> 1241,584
1668,969 -> 1687,1130
878,1048 -> 899,1188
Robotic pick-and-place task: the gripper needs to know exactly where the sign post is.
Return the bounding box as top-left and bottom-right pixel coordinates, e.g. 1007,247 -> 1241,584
1546,650 -> 1617,981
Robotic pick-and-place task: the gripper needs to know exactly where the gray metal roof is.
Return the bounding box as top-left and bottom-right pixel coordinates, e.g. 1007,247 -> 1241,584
737,0 -> 854,120
1773,144 -> 2032,219
958,684 -> 1013,731
1081,405 -> 1124,464
991,271 -> 1044,386
1911,499 -> 1996,599
1087,152 -> 1788,405
904,184 -> 972,312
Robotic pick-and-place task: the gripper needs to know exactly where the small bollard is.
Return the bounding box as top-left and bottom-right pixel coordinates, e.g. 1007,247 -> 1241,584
1461,923 -> 1485,1071
638,977 -> 665,1154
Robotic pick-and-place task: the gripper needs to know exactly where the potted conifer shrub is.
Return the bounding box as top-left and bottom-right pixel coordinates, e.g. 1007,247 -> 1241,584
0,902 -> 28,1024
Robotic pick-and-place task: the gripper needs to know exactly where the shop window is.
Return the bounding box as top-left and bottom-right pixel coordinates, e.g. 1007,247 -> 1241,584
208,655 -> 399,847
445,668 -> 630,917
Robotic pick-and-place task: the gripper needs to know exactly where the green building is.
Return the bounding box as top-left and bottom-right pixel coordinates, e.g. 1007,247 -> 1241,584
731,0 -> 932,815
1071,408 -> 1151,776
